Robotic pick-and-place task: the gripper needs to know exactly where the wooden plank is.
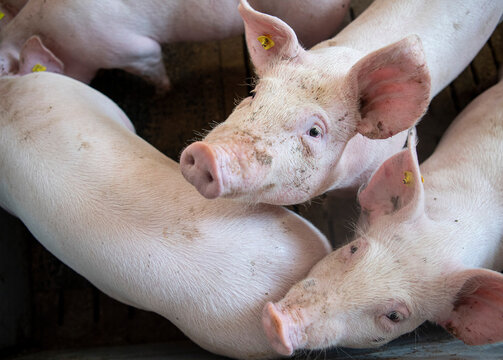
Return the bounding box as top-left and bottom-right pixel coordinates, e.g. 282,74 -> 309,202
489,24 -> 503,67
218,35 -> 249,117
0,212 -> 31,348
7,337 -> 503,360
416,86 -> 458,163
350,0 -> 373,18
471,43 -> 498,92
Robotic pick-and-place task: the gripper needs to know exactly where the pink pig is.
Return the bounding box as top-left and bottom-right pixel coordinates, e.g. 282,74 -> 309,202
0,0 -> 349,89
0,72 -> 331,359
180,0 -> 502,205
261,79 -> 503,355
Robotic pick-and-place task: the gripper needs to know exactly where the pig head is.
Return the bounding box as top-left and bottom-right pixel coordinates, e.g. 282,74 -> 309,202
261,132 -> 503,355
180,0 -> 430,205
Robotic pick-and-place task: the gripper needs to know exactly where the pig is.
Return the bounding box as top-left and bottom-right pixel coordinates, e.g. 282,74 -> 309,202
0,72 -> 331,359
0,0 -> 350,89
261,79 -> 503,355
180,0 -> 503,205
0,0 -> 26,29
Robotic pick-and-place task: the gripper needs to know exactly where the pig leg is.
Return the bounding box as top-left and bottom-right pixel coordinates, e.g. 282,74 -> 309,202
120,36 -> 171,92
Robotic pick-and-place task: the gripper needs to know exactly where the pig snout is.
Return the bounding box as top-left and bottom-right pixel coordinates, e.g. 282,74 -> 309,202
180,141 -> 223,199
262,302 -> 306,356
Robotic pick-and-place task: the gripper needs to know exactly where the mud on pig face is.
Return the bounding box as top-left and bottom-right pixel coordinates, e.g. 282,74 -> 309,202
180,0 -> 430,205
181,62 -> 352,205
262,136 -> 503,355
262,231 -> 444,355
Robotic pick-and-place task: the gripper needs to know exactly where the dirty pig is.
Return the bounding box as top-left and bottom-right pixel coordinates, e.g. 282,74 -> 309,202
181,0 -> 502,205
0,72 -> 331,359
262,79 -> 503,355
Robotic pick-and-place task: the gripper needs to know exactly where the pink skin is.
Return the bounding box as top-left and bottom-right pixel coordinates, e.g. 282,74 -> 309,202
181,34 -> 427,204
0,0 -> 349,89
262,81 -> 503,355
181,0 -> 502,205
0,72 -> 331,359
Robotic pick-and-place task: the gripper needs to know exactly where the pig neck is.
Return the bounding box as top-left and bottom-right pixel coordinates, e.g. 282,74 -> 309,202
329,132 -> 408,194
312,0 -> 501,98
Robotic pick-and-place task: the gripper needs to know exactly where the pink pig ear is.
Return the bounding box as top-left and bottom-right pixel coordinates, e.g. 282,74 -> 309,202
358,129 -> 424,224
439,268 -> 503,345
19,35 -> 64,75
346,35 -> 431,139
238,0 -> 305,75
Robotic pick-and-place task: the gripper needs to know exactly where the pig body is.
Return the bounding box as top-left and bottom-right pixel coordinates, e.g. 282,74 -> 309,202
262,80 -> 503,355
181,0 -> 502,205
0,0 -> 349,89
0,72 -> 331,359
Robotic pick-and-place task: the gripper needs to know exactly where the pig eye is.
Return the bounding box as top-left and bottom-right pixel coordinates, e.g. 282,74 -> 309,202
350,245 -> 358,254
386,311 -> 404,323
308,125 -> 323,138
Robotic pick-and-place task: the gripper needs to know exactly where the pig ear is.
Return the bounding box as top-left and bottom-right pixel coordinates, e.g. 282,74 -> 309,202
346,35 -> 431,139
439,268 -> 503,345
358,129 -> 424,223
238,0 -> 305,75
19,35 -> 64,75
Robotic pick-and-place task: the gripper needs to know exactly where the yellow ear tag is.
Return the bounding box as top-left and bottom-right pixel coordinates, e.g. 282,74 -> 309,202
402,171 -> 413,185
421,176 -> 424,183
0,12 -> 5,20
31,64 -> 47,72
257,35 -> 275,50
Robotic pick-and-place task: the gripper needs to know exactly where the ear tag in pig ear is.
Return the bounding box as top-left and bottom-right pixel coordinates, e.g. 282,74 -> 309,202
402,171 -> 424,186
402,171 -> 413,185
257,35 -> 275,50
31,63 -> 47,72
0,12 -> 5,20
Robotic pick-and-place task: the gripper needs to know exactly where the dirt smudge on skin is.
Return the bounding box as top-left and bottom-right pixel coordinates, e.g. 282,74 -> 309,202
300,137 -> 313,158
391,196 -> 400,211
254,149 -> 272,166
163,225 -> 201,242
78,141 -> 90,151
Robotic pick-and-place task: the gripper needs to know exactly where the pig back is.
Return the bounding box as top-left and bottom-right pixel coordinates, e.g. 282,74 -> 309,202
0,72 -> 331,359
422,81 -> 503,197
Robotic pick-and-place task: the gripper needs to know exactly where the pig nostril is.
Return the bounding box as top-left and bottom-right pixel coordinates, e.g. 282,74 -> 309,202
186,154 -> 195,166
206,171 -> 214,183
